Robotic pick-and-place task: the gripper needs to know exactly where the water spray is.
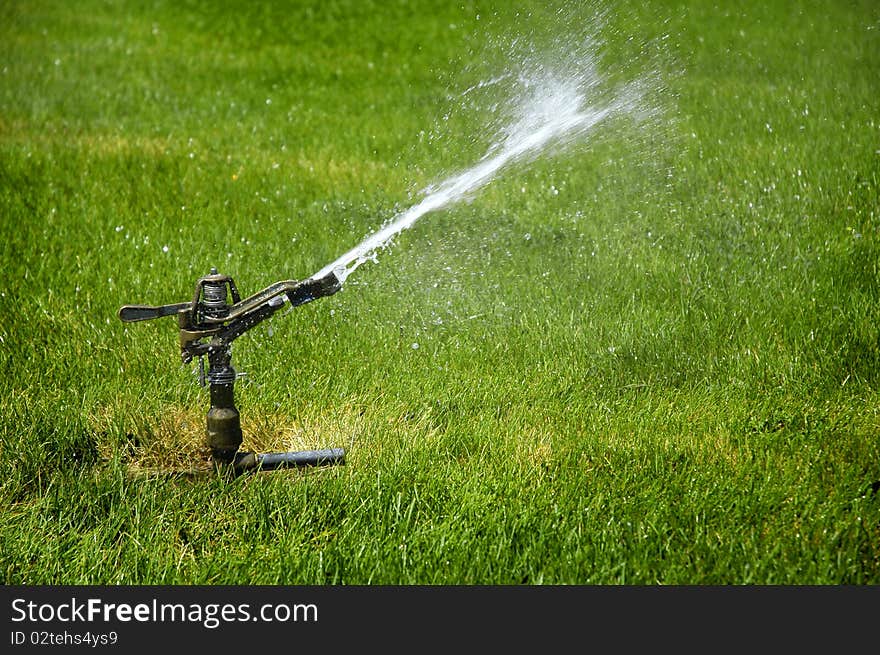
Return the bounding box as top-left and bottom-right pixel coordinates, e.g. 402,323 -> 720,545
310,74 -> 641,285
119,268 -> 345,475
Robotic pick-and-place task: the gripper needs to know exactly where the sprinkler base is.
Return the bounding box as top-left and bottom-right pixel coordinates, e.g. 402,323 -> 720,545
125,446 -> 346,480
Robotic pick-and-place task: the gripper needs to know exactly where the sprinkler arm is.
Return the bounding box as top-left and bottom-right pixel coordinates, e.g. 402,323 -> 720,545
119,271 -> 341,364
117,301 -> 191,322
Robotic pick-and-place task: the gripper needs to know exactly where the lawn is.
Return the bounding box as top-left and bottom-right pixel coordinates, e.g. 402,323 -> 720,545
1,0 -> 878,584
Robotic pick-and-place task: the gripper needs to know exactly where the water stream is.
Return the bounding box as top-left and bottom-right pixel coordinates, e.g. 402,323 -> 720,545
310,53 -> 646,285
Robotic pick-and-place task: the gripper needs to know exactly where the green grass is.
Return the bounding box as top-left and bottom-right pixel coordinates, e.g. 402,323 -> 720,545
1,0 -> 878,584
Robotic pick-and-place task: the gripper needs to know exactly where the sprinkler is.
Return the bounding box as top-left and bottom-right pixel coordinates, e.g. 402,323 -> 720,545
119,268 -> 345,475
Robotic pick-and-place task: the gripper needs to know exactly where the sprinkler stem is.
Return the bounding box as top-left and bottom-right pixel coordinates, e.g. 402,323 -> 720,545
206,346 -> 243,465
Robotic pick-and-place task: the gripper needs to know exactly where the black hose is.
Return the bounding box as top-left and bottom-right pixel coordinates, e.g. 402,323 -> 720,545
233,448 -> 346,473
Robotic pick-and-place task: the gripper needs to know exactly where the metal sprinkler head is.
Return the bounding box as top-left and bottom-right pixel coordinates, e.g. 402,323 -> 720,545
119,268 -> 345,475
